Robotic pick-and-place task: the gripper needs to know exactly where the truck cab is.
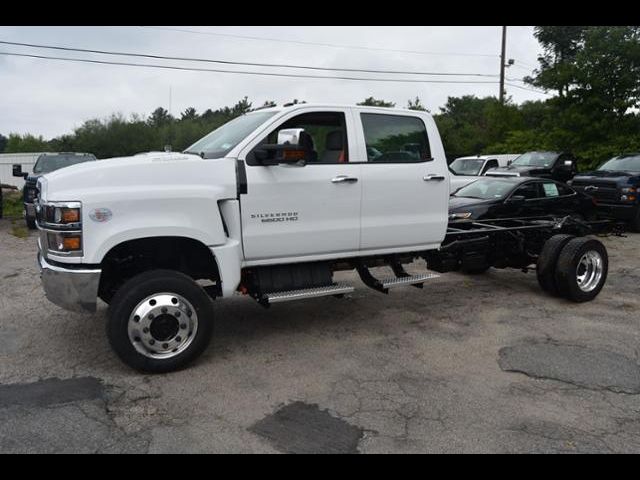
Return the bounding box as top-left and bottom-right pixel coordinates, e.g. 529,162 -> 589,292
13,152 -> 96,229
569,153 -> 640,231
486,151 -> 577,183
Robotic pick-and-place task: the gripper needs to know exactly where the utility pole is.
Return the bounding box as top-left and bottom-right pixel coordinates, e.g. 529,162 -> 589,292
499,26 -> 507,104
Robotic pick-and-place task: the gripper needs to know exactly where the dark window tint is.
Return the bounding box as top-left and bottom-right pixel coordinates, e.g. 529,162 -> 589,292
513,183 -> 542,200
482,159 -> 499,174
251,112 -> 348,164
361,114 -> 431,163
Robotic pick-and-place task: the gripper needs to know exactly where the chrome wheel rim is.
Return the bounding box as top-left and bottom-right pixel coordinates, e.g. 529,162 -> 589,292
128,293 -> 198,360
576,251 -> 604,293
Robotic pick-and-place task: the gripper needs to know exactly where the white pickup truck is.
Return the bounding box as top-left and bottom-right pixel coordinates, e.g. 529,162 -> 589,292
35,104 -> 611,372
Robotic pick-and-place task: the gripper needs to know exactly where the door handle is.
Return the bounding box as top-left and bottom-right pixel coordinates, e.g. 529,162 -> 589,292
423,174 -> 446,182
332,175 -> 359,184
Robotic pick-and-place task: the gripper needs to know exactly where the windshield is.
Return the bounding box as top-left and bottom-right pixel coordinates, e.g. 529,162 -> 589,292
512,152 -> 557,168
453,179 -> 515,200
185,112 -> 276,159
450,158 -> 485,176
33,154 -> 96,174
598,155 -> 640,173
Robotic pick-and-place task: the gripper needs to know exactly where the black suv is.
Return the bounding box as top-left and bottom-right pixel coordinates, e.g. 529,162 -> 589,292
13,152 -> 97,229
486,151 -> 578,183
570,154 -> 640,232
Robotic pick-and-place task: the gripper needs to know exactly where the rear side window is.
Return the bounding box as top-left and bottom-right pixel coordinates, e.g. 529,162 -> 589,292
482,159 -> 499,174
361,114 -> 431,163
514,183 -> 542,200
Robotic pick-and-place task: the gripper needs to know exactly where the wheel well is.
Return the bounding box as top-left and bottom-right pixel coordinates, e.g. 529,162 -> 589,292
99,237 -> 220,303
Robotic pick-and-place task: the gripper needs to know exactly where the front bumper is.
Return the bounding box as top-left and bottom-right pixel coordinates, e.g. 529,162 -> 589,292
596,203 -> 638,221
38,252 -> 101,313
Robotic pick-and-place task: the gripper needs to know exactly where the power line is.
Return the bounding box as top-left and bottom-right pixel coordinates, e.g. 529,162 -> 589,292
139,26 -> 499,59
0,50 -> 502,85
505,82 -> 551,96
0,40 -> 502,78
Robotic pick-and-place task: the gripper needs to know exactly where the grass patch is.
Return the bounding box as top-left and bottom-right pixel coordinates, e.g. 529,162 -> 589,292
10,221 -> 29,239
2,190 -> 24,219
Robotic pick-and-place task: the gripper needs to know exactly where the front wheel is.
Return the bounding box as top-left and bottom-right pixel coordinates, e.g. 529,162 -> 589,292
554,238 -> 608,303
107,270 -> 214,373
630,208 -> 640,233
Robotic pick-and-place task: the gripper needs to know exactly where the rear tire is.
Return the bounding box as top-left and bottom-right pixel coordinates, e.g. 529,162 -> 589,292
536,234 -> 575,296
26,216 -> 37,230
107,270 -> 214,373
555,238 -> 608,303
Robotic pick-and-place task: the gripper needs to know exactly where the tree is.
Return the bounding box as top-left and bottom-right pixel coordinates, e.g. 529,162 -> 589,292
407,97 -> 428,112
358,97 -> 396,108
4,133 -> 49,153
0,134 -> 7,153
148,107 -> 173,127
181,107 -> 198,121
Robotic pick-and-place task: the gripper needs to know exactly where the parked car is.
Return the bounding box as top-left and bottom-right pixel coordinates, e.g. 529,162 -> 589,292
13,152 -> 97,229
569,153 -> 640,232
449,154 -> 520,191
449,177 -> 597,221
486,151 -> 578,183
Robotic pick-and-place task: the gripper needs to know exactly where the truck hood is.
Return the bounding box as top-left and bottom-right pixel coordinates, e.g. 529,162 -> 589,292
486,165 -> 549,177
39,152 -> 238,203
573,170 -> 640,184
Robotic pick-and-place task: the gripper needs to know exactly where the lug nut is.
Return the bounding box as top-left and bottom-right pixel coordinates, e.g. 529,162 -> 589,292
175,311 -> 181,318
175,336 -> 182,343
161,307 -> 168,314
187,310 -> 192,317
171,298 -> 178,305
162,343 -> 169,349
150,299 -> 157,306
133,315 -> 140,323
149,340 -> 155,345
148,313 -> 154,320
180,323 -> 187,330
143,328 -> 149,334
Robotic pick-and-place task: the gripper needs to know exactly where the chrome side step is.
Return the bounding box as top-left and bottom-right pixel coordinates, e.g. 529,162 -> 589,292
380,273 -> 440,289
263,283 -> 355,304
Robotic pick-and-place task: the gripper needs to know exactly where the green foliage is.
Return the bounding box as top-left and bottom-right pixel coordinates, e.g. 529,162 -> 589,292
0,133 -> 7,153
407,97 -> 428,111
5,133 -> 49,153
2,190 -> 24,219
358,97 -> 396,108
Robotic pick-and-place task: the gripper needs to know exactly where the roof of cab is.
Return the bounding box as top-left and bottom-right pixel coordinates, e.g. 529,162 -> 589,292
248,103 -> 433,116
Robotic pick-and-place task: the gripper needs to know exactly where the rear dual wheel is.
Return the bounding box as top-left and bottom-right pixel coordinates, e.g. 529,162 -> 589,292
537,236 -> 608,303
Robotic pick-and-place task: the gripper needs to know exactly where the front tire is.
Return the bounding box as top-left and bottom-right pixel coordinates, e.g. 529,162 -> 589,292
107,270 -> 214,373
554,238 -> 608,303
630,208 -> 640,233
26,215 -> 37,230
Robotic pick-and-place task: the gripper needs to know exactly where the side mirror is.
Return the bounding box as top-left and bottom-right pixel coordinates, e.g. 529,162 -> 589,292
254,128 -> 309,166
12,164 -> 28,179
507,195 -> 526,206
507,160 -> 513,166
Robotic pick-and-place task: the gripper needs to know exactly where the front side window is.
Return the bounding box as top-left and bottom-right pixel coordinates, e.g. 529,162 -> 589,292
513,183 -> 543,200
361,114 -> 431,163
249,112 -> 349,165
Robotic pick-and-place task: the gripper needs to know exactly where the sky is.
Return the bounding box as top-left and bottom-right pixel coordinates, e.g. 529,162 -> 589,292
0,26 -> 546,139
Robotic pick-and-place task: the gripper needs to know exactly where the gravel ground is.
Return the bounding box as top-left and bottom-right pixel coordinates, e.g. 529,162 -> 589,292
1,218 -> 639,454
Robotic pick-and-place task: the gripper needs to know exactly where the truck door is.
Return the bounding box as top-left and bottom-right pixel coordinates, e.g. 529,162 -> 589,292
239,109 -> 362,262
356,112 -> 449,251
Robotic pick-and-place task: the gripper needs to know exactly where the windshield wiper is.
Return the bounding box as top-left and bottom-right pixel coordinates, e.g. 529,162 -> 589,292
183,150 -> 205,158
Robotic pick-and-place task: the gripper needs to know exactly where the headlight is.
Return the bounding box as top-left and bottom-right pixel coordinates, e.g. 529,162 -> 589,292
46,231 -> 83,253
38,201 -> 83,257
621,187 -> 637,194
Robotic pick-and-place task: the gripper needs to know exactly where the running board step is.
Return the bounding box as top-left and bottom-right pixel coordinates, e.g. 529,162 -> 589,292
262,283 -> 354,305
379,273 -> 440,290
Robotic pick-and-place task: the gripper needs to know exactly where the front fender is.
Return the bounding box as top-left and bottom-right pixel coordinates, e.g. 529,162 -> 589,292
81,186 -> 231,264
